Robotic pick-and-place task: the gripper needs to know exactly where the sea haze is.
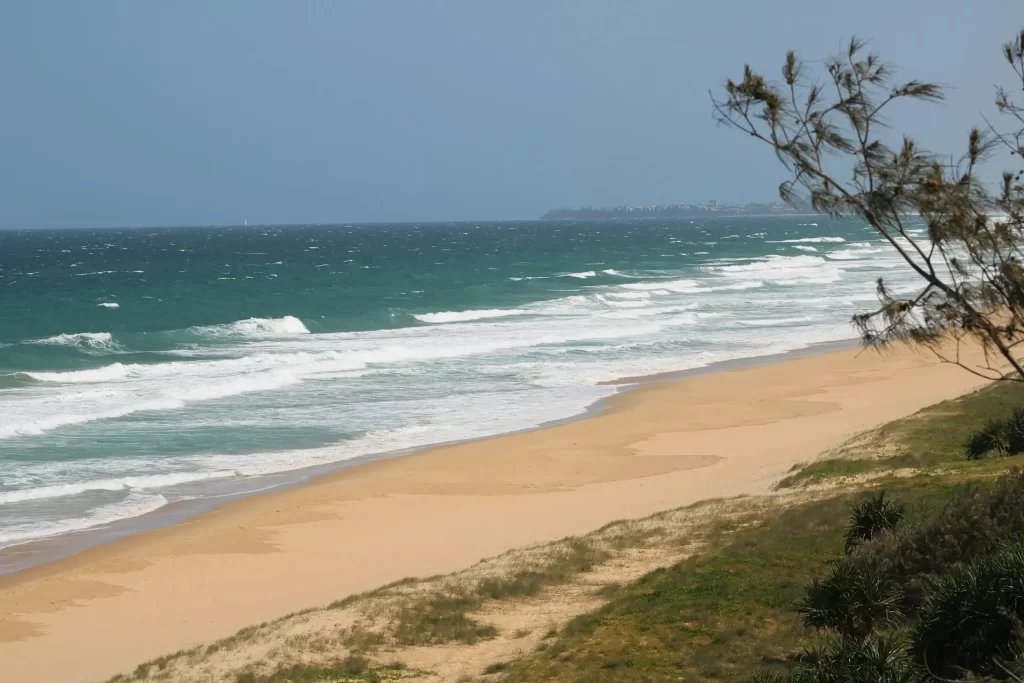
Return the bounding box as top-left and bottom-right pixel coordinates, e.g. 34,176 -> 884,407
0,218 -> 920,548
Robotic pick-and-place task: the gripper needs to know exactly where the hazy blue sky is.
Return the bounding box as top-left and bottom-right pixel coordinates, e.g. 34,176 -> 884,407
0,2 -> 1020,228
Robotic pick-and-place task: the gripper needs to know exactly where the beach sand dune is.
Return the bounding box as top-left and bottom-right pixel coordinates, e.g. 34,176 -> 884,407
0,343 -> 992,683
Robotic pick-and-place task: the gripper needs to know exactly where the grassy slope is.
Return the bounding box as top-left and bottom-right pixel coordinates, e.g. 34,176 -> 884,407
492,382 -> 1024,683
778,380 -> 1024,488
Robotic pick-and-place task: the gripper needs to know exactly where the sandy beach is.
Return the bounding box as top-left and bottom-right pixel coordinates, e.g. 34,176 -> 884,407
0,343 -> 992,683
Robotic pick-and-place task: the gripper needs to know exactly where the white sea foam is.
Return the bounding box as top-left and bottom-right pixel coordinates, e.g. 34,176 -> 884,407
97,302 -> 120,308
0,492 -> 168,547
189,315 -> 310,338
24,363 -> 130,383
792,245 -> 818,252
710,255 -> 843,285
414,309 -> 530,324
0,369 -> 301,439
825,248 -> 889,260
618,278 -> 701,292
561,271 -> 597,279
769,237 -> 846,243
604,290 -> 652,300
735,316 -> 815,327
0,470 -> 235,505
33,332 -> 121,353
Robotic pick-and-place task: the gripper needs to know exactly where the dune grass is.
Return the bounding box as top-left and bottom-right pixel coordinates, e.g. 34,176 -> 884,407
233,658 -> 416,683
390,538 -> 611,647
778,381 -> 1024,488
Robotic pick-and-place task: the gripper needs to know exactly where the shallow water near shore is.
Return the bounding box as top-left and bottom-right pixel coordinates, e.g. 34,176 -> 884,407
0,217 -> 921,557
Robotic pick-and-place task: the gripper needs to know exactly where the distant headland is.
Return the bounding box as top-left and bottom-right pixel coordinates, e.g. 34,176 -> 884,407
540,200 -> 813,220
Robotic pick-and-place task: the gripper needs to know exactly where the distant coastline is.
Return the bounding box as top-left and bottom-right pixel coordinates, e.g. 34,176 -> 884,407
540,200 -> 815,220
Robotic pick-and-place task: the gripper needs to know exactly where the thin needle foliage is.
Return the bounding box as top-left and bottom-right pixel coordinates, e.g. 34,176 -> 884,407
713,31 -> 1024,382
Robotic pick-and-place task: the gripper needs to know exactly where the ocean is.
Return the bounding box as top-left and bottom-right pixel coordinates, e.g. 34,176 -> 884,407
0,217 -> 921,551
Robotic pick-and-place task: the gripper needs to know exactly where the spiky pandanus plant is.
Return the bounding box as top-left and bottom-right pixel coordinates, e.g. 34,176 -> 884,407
964,407 -> 1024,459
845,491 -> 907,553
746,636 -> 916,683
912,539 -> 1024,680
797,558 -> 902,642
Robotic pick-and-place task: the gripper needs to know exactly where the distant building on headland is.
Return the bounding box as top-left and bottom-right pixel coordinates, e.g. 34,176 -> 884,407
540,200 -> 812,220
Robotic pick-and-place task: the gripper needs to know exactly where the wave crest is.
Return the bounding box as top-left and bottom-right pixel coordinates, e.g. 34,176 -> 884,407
768,237 -> 846,244
188,316 -> 309,338
414,309 -> 530,324
33,332 -> 121,353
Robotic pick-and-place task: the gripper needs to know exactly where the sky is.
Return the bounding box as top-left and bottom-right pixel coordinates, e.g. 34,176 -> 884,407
0,1 -> 1021,229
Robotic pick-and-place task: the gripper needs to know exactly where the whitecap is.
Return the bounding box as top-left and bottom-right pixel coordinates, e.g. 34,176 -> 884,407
188,315 -> 309,338
768,237 -> 845,243
32,332 -> 121,353
414,309 -> 530,324
23,363 -> 130,383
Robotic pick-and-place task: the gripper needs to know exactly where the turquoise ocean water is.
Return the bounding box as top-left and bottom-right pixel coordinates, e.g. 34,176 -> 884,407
0,217 -> 920,549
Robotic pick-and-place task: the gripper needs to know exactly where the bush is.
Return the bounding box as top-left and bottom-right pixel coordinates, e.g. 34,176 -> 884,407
797,559 -> 901,641
339,654 -> 369,675
747,636 -> 915,683
965,408 -> 1024,459
845,492 -> 906,553
966,418 -> 1009,459
912,539 -> 1024,680
853,470 -> 1024,610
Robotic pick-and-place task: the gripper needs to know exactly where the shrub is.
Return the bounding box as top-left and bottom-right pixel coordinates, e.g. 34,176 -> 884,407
797,559 -> 901,641
964,409 -> 1024,459
966,418 -> 1007,459
339,654 -> 369,675
912,539 -> 1024,680
854,470 -> 1024,610
845,492 -> 906,553
747,636 -> 915,683
1007,408 -> 1024,455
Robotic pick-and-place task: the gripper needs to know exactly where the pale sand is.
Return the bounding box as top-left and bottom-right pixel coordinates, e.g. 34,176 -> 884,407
0,344 -> 992,683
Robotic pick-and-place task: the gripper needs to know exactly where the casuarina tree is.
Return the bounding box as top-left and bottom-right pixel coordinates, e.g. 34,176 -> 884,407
712,31 -> 1024,381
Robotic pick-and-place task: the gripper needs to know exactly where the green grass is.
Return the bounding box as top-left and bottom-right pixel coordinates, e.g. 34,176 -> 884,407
779,381 -> 1024,488
393,593 -> 498,646
495,480 -> 965,682
476,539 -> 610,601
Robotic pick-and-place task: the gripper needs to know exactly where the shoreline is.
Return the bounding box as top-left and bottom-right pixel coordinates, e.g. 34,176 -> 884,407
0,340 -> 991,683
0,338 -> 858,578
